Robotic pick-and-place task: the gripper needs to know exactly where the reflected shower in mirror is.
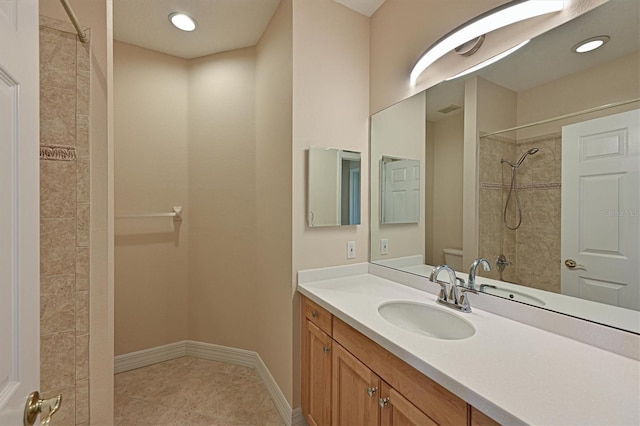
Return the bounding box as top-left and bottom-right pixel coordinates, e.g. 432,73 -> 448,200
369,0 -> 640,334
308,147 -> 361,227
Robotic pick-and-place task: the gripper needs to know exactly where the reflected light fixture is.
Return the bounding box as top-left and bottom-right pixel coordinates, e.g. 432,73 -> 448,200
572,35 -> 610,53
445,40 -> 530,81
169,12 -> 197,32
410,0 -> 565,86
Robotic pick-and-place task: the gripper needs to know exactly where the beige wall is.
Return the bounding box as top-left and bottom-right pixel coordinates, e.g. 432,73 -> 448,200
429,113 -> 464,265
187,47 -> 258,349
292,0 -> 369,407
292,0 -> 370,272
255,0 -> 294,404
371,92 -> 425,261
113,42 -> 189,355
39,0 -> 113,424
516,51 -> 640,139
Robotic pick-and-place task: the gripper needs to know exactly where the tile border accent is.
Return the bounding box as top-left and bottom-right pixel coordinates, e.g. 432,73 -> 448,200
40,145 -> 77,161
480,182 -> 561,191
114,341 -> 301,426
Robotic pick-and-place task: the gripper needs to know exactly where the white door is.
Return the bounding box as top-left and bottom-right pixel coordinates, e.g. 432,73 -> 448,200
561,109 -> 640,310
0,0 -> 41,424
381,159 -> 420,224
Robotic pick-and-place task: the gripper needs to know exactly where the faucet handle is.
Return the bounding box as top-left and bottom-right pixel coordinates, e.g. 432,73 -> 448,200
459,291 -> 472,313
436,280 -> 448,302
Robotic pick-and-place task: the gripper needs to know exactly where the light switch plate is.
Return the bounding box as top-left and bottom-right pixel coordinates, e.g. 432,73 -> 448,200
381,239 -> 389,255
347,241 -> 356,259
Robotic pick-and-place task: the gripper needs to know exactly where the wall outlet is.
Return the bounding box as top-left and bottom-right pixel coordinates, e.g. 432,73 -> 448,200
347,241 -> 356,259
380,239 -> 389,255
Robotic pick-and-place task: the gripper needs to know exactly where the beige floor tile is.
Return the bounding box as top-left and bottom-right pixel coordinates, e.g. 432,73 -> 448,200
115,357 -> 284,426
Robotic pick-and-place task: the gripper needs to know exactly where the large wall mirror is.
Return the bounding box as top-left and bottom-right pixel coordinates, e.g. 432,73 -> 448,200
308,147 -> 361,227
370,0 -> 640,334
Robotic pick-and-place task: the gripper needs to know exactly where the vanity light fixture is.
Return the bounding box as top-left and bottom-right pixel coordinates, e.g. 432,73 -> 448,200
169,12 -> 197,32
571,35 -> 610,53
445,40 -> 530,81
410,0 -> 565,85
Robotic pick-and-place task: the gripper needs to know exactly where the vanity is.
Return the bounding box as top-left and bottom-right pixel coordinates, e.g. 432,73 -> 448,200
298,264 -> 640,425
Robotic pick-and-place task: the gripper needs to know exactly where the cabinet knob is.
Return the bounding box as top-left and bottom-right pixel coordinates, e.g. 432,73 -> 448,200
311,310 -> 319,318
322,346 -> 330,353
366,387 -> 377,397
378,397 -> 389,408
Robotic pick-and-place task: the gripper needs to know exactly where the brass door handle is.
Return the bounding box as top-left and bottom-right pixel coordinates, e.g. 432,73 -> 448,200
564,259 -> 587,270
24,391 -> 61,426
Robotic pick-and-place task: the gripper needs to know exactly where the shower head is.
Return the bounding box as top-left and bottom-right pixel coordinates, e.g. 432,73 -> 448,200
501,147 -> 540,168
515,147 -> 539,167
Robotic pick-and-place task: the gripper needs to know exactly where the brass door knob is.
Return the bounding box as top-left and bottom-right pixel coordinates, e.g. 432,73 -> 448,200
24,391 -> 61,426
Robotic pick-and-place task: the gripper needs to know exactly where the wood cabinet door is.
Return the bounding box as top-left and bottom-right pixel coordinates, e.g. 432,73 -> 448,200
303,320 -> 333,426
380,382 -> 438,426
332,343 -> 380,426
471,407 -> 501,426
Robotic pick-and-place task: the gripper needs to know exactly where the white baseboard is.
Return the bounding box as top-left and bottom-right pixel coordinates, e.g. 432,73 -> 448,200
114,340 -> 301,425
114,341 -> 186,374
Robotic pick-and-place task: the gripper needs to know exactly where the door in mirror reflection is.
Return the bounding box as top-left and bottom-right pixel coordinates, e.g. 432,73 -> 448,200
561,109 -> 640,310
308,147 -> 361,227
381,156 -> 420,224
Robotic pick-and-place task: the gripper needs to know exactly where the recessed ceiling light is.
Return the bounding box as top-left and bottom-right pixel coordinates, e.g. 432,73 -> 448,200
169,12 -> 197,32
572,36 -> 610,53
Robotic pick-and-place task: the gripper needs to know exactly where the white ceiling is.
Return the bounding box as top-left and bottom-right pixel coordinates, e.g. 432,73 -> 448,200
113,0 -> 385,59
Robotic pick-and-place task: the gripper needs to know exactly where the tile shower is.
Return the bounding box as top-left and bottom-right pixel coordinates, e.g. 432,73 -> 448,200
478,133 -> 561,293
39,16 -> 91,425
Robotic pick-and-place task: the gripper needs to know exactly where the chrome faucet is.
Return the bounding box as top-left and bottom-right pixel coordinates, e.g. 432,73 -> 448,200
429,265 -> 471,312
468,258 -> 491,291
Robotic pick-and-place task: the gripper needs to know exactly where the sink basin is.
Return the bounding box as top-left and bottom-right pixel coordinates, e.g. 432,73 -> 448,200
378,301 -> 475,340
481,286 -> 546,307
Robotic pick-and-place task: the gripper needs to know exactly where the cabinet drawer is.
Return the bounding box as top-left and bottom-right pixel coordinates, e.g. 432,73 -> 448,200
304,297 -> 332,335
333,317 -> 468,425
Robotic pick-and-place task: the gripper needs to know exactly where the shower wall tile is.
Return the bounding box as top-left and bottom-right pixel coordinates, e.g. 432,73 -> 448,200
76,275 -> 89,292
40,18 -> 91,424
76,334 -> 89,380
77,203 -> 90,247
76,290 -> 89,335
40,85 -> 76,146
40,274 -> 75,335
41,331 -> 75,391
77,38 -> 90,72
40,275 -> 75,335
41,218 -> 76,276
76,378 -> 90,424
76,114 -> 89,159
77,159 -> 90,202
40,27 -> 76,89
76,247 -> 90,278
40,160 -> 77,218
76,70 -> 90,115
40,16 -> 77,33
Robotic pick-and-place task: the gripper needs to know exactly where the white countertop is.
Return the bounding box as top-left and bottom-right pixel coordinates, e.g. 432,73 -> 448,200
298,264 -> 640,425
373,256 -> 640,334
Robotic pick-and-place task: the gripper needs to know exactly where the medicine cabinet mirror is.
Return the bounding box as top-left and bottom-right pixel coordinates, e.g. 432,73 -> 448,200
308,147 -> 361,227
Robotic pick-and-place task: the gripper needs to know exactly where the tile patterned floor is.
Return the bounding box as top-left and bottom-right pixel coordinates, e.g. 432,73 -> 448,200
114,356 -> 284,425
